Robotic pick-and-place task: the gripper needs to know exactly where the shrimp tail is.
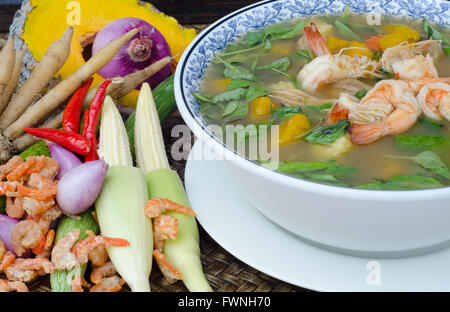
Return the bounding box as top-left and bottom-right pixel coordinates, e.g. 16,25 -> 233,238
349,123 -> 385,145
304,22 -> 330,56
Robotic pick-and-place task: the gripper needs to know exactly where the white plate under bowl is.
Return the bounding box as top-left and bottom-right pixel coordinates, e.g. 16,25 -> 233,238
185,142 -> 450,291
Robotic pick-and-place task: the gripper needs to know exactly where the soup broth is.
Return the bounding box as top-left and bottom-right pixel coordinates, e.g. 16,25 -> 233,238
196,10 -> 450,190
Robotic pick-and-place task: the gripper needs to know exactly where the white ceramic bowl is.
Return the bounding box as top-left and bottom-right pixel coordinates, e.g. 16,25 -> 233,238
175,0 -> 450,256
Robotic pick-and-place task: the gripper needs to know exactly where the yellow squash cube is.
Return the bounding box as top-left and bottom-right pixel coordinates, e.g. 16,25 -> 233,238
278,113 -> 311,145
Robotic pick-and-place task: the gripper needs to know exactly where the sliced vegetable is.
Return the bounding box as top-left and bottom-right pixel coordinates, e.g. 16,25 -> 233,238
135,83 -> 212,291
50,210 -> 99,292
278,113 -> 311,145
343,41 -> 374,58
327,35 -> 351,54
24,128 -> 91,156
211,88 -> 247,104
48,142 -> 82,179
92,17 -> 172,89
271,106 -> 303,119
378,25 -> 421,51
96,95 -> 153,292
251,97 -> 275,117
305,120 -> 351,145
364,34 -> 383,52
57,160 -> 108,215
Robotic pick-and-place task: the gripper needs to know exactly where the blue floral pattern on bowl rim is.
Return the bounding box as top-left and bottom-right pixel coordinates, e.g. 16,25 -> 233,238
177,0 -> 450,141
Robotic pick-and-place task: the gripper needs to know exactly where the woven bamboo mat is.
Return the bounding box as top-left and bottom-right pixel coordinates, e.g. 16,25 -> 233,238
0,26 -> 307,292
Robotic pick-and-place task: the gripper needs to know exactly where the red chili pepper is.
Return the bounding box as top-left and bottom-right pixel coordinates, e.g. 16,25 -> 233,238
24,128 -> 91,156
63,78 -> 93,133
82,80 -> 112,162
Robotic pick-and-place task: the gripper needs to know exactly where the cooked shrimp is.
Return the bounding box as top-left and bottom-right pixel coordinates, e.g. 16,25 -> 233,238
17,184 -> 56,200
13,258 -> 55,274
303,22 -> 330,56
144,198 -> 197,219
85,231 -> 109,267
349,80 -> 420,144
417,82 -> 450,121
297,23 -> 378,92
89,275 -> 125,292
0,279 -> 28,292
37,229 -> 55,259
39,158 -> 59,179
34,205 -> 62,234
0,251 -> 16,272
24,156 -> 47,175
381,40 -> 443,80
71,276 -> 84,292
298,54 -> 378,93
90,261 -> 117,284
22,197 -> 55,216
7,157 -> 36,181
11,219 -> 42,256
51,229 -> 80,271
0,181 -> 17,196
269,81 -> 336,107
72,236 -> 129,265
154,214 -> 179,242
153,250 -> 182,284
0,156 -> 23,179
6,196 -> 24,219
31,234 -> 45,255
405,77 -> 450,94
5,264 -> 38,282
328,103 -> 349,124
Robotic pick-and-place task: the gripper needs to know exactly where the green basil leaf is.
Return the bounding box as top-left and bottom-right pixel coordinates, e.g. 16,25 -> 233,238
227,79 -> 254,90
354,89 -> 368,100
247,32 -> 264,46
277,162 -> 334,173
334,20 -> 362,41
304,173 -> 348,187
423,18 -> 450,54
324,164 -> 356,177
192,92 -> 212,103
277,21 -> 306,40
257,57 -> 291,72
395,135 -> 450,150
305,120 -> 351,145
222,101 -> 239,117
418,117 -> 444,130
212,88 -> 247,104
246,84 -> 271,102
386,175 -> 443,189
224,64 -> 257,81
222,101 -> 249,123
295,49 -> 314,61
346,23 -> 382,34
386,151 -> 450,179
271,106 -> 303,119
356,175 -> 443,190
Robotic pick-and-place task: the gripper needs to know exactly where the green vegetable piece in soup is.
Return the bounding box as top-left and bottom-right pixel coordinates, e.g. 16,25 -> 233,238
305,120 -> 351,145
395,135 -> 450,150
423,18 -> 450,54
385,151 -> 450,179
